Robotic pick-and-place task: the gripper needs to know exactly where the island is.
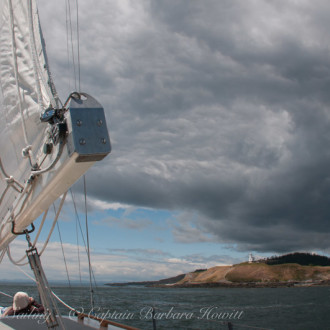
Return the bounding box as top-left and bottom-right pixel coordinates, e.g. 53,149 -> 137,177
105,252 -> 330,288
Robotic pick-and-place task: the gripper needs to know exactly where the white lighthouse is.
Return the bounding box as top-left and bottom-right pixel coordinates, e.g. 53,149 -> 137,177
248,253 -> 255,263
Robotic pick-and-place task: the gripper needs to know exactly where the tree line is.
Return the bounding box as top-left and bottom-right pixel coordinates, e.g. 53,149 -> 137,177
264,252 -> 330,266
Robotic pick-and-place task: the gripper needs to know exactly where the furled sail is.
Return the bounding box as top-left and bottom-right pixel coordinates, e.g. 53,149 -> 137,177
0,0 -> 110,251
0,0 -> 57,244
0,0 -> 58,163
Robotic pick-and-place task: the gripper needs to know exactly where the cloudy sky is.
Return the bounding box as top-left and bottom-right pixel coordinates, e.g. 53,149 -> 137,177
3,0 -> 330,283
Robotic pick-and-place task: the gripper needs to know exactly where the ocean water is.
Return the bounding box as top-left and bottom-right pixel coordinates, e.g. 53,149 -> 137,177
0,283 -> 329,330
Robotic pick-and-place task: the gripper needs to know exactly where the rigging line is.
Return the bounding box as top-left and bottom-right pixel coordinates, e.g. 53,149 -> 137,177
31,135 -> 66,174
51,290 -> 76,312
67,0 -> 77,91
39,191 -> 67,256
70,188 -> 98,287
17,264 -> 82,315
0,248 -> 6,264
27,0 -> 43,111
65,0 -> 71,92
10,266 -> 77,311
0,174 -> 24,206
75,203 -> 82,285
8,178 -> 35,232
75,0 -> 81,92
0,158 -> 10,178
70,189 -> 82,284
0,291 -> 12,298
83,175 -> 95,309
37,6 -> 60,107
7,245 -> 29,266
6,263 -> 80,317
55,211 -> 72,291
8,0 -> 29,145
0,186 -> 10,206
15,265 -> 35,282
31,208 -> 48,245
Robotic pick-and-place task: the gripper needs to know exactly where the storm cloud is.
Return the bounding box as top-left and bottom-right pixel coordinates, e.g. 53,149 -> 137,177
40,0 -> 330,253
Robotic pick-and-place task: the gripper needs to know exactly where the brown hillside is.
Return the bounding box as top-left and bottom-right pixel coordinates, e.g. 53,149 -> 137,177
177,263 -> 330,285
177,266 -> 233,284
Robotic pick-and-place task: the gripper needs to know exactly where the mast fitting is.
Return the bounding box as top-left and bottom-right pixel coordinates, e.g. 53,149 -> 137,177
11,221 -> 35,236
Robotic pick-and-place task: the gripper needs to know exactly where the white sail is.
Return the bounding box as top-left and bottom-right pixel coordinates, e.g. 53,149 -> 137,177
0,0 -> 55,235
0,0 -> 58,161
0,0 -> 110,250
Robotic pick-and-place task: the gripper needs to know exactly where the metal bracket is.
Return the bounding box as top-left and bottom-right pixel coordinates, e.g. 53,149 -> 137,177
11,221 -> 35,236
66,93 -> 111,162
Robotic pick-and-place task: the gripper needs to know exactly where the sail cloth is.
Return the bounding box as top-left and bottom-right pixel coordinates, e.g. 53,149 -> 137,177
0,0 -> 58,240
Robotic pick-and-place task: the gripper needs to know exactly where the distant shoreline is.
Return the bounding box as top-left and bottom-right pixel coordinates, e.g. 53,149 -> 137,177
105,262 -> 330,288
106,279 -> 330,288
151,279 -> 330,288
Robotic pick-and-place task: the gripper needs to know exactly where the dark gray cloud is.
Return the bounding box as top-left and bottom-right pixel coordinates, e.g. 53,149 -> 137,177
40,0 -> 330,253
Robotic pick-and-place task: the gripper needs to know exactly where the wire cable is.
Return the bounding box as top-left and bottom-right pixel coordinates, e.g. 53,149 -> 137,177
56,216 -> 72,291
66,0 -> 77,91
71,189 -> 82,285
75,0 -> 81,92
83,175 -> 95,310
70,188 -> 98,286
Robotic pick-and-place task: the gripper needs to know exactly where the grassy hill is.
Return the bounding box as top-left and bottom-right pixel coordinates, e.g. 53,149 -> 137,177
105,253 -> 330,288
174,263 -> 330,287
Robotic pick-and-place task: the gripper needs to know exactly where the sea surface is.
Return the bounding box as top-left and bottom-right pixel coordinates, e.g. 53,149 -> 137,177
0,283 -> 329,330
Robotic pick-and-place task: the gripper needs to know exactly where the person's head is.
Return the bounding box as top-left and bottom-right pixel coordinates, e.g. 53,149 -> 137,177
13,292 -> 30,311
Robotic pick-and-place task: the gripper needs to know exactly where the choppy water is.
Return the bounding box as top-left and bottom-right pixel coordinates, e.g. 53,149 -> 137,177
0,283 -> 329,330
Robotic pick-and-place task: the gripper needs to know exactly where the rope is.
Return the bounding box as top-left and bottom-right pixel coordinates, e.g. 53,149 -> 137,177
0,291 -> 12,298
0,186 -> 10,207
0,158 -> 10,178
15,265 -> 78,313
6,207 -> 47,266
7,178 -> 36,244
51,290 -> 77,312
38,191 -> 67,256
0,158 -> 24,206
7,245 -> 29,266
11,181 -> 34,218
32,209 -> 48,246
0,248 -> 6,264
7,191 -> 67,267
31,137 -> 66,175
